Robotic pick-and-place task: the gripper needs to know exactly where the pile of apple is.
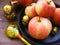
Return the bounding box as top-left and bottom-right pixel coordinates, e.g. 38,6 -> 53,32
22,0 -> 60,40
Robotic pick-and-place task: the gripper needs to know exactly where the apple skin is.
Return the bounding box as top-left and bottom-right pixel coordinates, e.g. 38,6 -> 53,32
28,16 -> 52,39
25,3 -> 37,18
46,0 -> 56,18
52,8 -> 60,26
35,0 -> 49,18
35,0 -> 56,18
17,0 -> 33,7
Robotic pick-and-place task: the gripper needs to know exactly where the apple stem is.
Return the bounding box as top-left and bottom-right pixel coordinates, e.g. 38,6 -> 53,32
38,17 -> 41,22
17,34 -> 31,45
10,0 -> 18,5
47,1 -> 51,5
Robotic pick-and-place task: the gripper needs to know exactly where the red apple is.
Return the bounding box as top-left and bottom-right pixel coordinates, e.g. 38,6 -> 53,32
10,0 -> 33,7
18,0 -> 33,6
35,0 -> 56,18
28,16 -> 52,39
25,3 -> 37,18
52,8 -> 60,26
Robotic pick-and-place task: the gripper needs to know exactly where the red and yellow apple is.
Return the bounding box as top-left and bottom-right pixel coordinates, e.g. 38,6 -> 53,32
25,3 -> 37,18
52,8 -> 60,26
28,16 -> 52,39
46,0 -> 56,18
35,0 -> 56,18
35,0 -> 48,18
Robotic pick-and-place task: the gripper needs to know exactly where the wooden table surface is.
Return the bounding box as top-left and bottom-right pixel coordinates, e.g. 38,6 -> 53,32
0,0 -> 60,45
0,0 -> 25,45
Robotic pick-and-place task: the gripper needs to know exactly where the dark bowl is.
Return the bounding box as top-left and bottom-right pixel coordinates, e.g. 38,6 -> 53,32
18,3 -> 60,45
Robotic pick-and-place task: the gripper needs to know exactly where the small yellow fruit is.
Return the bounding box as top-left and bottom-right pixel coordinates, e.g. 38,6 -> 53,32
22,15 -> 29,23
52,27 -> 58,35
3,5 -> 12,14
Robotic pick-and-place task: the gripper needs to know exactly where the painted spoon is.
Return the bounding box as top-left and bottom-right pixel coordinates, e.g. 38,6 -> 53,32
5,23 -> 31,45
